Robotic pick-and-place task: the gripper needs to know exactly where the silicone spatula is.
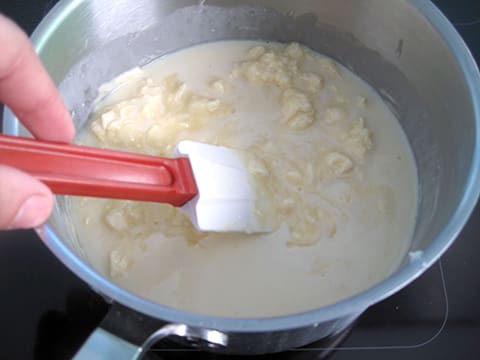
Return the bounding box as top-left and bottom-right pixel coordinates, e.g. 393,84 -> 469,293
0,134 -> 270,233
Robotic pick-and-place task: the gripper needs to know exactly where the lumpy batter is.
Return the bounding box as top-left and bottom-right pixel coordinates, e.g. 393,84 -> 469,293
70,41 -> 418,317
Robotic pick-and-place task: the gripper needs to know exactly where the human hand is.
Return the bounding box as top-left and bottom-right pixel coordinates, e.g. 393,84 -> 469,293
0,14 -> 75,230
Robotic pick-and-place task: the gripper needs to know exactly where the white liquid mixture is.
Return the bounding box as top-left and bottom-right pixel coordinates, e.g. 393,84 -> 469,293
70,41 -> 418,317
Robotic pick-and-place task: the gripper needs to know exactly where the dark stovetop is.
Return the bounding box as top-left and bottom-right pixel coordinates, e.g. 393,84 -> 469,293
0,1 -> 480,359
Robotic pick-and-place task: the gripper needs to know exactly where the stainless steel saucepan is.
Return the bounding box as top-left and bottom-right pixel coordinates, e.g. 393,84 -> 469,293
3,0 -> 480,358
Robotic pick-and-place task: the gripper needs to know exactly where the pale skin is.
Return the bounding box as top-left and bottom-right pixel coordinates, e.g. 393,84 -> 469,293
0,14 -> 75,229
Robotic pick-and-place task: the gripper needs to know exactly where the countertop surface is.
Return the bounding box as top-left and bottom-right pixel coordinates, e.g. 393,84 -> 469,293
0,0 -> 479,359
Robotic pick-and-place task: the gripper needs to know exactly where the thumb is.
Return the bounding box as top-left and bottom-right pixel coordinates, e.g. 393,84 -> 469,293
0,165 -> 54,229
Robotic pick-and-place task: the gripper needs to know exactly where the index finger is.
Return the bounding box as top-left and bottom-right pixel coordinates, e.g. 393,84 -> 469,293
0,14 -> 75,142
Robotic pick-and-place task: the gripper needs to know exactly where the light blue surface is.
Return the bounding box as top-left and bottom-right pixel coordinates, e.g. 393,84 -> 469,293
73,329 -> 141,360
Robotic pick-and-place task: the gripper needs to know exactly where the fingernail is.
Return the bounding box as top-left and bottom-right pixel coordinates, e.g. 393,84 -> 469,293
11,195 -> 51,229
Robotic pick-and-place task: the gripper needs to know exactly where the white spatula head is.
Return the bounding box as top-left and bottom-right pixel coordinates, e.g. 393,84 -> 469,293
175,140 -> 273,233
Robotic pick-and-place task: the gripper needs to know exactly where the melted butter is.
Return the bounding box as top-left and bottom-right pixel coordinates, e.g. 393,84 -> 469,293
70,41 -> 418,317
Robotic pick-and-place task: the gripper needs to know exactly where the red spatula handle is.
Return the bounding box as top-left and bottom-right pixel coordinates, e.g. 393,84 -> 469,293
0,134 -> 198,206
